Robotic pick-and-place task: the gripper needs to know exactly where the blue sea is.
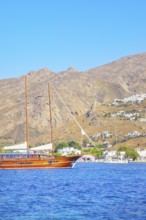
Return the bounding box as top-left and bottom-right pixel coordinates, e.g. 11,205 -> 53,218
0,162 -> 146,220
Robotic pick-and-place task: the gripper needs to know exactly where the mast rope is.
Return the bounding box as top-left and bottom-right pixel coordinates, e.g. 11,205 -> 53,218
52,85 -> 95,146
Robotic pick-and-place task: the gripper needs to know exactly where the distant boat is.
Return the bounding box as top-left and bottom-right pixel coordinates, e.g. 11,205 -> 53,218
104,159 -> 128,164
0,77 -> 81,169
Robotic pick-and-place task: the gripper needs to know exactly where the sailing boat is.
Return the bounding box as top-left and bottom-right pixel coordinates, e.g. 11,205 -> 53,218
0,76 -> 81,169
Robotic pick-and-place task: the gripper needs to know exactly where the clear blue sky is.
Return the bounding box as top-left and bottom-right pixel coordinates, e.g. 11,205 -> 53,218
0,0 -> 146,79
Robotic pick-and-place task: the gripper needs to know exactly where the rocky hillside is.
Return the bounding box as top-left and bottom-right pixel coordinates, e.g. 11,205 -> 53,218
0,53 -> 146,148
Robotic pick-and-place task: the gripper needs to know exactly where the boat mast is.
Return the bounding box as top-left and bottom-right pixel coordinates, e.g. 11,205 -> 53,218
25,76 -> 29,155
115,126 -> 118,159
48,83 -> 54,157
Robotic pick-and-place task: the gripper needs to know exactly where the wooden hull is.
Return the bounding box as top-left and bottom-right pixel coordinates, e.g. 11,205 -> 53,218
0,155 -> 81,169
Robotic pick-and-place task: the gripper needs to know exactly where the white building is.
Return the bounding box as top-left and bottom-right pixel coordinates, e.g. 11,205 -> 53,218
102,131 -> 112,138
113,94 -> 146,104
135,149 -> 146,160
140,119 -> 146,122
127,131 -> 141,137
104,150 -> 126,160
58,147 -> 81,156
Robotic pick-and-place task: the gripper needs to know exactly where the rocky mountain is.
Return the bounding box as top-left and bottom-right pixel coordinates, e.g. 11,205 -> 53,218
0,53 -> 146,148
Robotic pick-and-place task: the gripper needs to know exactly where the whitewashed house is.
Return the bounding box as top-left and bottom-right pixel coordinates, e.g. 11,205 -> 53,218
127,131 -> 141,138
103,140 -> 112,148
135,149 -> 146,160
58,147 -> 81,156
102,131 -> 112,138
104,150 -> 117,160
104,150 -> 126,160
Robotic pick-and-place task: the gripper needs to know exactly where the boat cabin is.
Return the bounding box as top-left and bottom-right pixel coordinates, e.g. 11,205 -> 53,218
0,153 -> 48,159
